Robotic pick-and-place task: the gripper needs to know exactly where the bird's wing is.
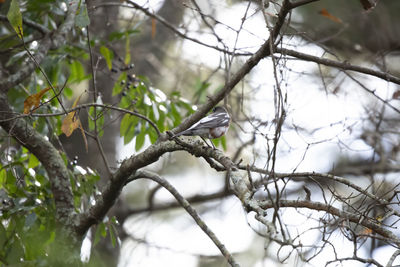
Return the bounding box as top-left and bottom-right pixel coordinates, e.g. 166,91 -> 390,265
187,112 -> 230,130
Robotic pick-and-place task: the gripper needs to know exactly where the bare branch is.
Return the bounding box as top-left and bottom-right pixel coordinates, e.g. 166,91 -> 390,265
259,199 -> 400,247
276,47 -> 400,86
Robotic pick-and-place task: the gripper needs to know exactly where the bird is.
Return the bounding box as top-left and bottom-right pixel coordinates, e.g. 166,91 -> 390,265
174,106 -> 230,148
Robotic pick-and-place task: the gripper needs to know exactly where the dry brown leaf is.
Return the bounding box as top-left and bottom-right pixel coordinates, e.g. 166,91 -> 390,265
23,87 -> 51,114
61,94 -> 82,137
61,94 -> 88,152
61,113 -> 81,137
318,8 -> 343,24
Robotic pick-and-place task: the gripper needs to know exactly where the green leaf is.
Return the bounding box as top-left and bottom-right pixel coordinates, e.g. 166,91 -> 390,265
63,87 -> 73,99
108,224 -> 117,248
120,114 -> 139,144
157,109 -> 166,132
7,0 -> 23,39
0,167 -> 6,186
120,114 -> 131,137
221,135 -> 227,150
135,125 -> 146,151
170,103 -> 181,127
88,107 -> 95,131
100,46 -> 114,70
28,154 -> 39,169
97,112 -> 104,137
125,32 -> 131,65
148,128 -> 157,144
93,223 -> 106,246
68,60 -> 88,83
75,3 -> 90,28
112,72 -> 127,96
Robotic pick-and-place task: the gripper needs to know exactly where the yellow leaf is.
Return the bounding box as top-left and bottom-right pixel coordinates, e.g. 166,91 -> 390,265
23,87 -> 51,114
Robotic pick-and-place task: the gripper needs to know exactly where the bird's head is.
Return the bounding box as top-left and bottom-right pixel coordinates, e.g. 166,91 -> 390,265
212,106 -> 227,113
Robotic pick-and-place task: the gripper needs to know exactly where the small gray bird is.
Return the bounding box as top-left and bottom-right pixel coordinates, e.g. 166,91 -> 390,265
175,106 -> 230,147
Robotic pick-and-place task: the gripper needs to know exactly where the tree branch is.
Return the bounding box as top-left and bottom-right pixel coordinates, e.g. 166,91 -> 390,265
259,199 -> 400,247
275,47 -> 400,85
169,0 -> 293,135
119,188 -> 232,218
75,139 -> 235,235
